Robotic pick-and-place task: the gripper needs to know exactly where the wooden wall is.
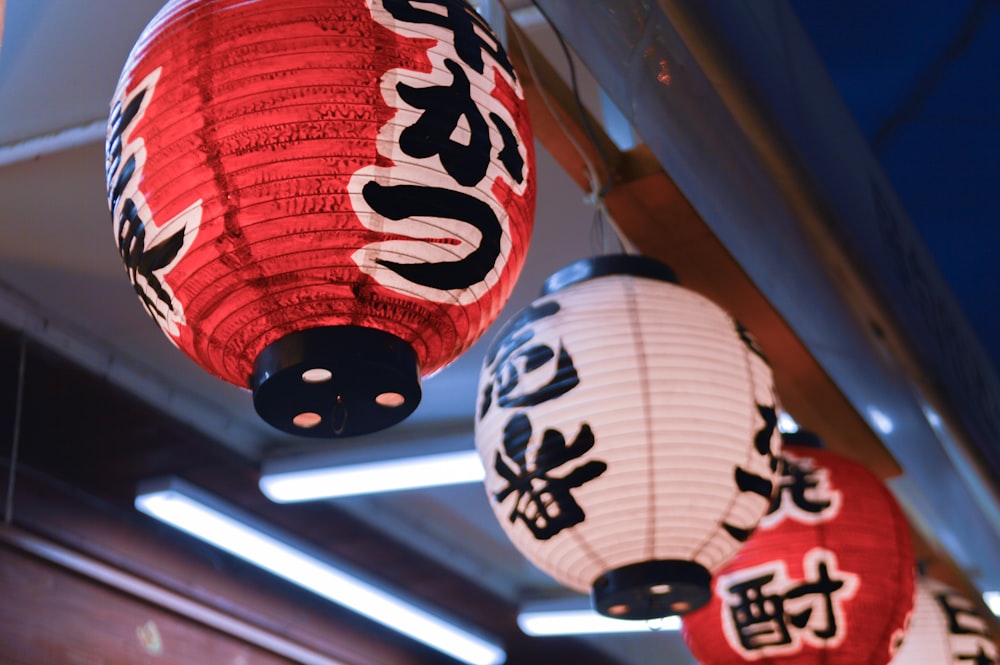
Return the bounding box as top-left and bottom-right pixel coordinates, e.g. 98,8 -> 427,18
0,544 -> 297,665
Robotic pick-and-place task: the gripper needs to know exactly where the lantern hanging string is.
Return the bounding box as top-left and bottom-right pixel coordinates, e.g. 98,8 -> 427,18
495,0 -> 629,255
646,617 -> 666,632
4,334 -> 26,525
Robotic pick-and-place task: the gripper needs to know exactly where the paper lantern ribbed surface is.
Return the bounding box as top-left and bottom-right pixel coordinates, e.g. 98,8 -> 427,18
891,577 -> 998,664
475,255 -> 782,619
682,441 -> 915,664
106,0 -> 534,437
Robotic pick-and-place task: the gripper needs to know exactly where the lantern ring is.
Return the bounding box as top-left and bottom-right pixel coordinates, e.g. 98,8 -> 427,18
251,326 -> 421,438
540,254 -> 679,296
591,559 -> 713,620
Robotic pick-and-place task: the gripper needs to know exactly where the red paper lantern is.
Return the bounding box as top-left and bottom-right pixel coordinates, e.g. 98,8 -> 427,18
682,439 -> 915,664
105,0 -> 534,437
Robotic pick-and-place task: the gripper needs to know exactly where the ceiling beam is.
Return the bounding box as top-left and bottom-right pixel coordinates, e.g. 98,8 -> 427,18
506,0 -> 997,615
506,9 -> 899,477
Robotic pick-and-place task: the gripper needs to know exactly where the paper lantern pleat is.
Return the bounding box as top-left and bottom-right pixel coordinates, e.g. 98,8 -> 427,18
475,255 -> 782,619
107,0 -> 534,437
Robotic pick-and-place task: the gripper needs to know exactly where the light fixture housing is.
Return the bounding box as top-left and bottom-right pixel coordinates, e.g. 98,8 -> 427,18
106,0 -> 535,437
475,254 -> 782,620
135,477 -> 506,665
518,597 -> 680,636
260,431 -> 484,502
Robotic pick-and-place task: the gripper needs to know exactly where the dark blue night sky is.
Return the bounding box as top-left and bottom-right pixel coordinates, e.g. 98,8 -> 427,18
791,1 -> 1000,372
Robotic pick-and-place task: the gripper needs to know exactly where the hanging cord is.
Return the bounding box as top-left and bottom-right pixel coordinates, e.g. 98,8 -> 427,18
495,0 -> 628,254
4,335 -> 26,525
496,0 -> 601,193
527,0 -> 615,199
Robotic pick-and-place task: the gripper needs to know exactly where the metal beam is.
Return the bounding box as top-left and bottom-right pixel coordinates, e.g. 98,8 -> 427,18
530,0 -> 1000,596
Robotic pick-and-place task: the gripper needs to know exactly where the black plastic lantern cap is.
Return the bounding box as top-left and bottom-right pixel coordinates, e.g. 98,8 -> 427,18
251,326 -> 421,438
541,254 -> 678,296
591,559 -> 713,620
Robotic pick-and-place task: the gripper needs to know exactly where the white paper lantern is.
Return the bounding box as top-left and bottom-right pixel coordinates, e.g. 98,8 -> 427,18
892,577 -> 998,664
475,255 -> 782,619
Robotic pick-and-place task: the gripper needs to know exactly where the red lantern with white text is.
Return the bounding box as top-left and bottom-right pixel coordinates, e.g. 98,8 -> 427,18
476,255 -> 782,619
891,577 -> 998,664
106,0 -> 534,437
682,439 -> 915,664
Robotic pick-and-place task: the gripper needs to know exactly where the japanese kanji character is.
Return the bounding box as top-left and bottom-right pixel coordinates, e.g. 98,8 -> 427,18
727,572 -> 792,650
720,549 -> 858,657
479,301 -> 578,418
397,59 -> 492,186
108,88 -> 188,328
493,412 -> 606,540
382,0 -> 516,78
722,403 -> 778,542
362,180 -> 501,290
767,454 -> 839,522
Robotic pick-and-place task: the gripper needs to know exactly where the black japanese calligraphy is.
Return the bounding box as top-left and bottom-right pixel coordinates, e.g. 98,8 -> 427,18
479,301 -> 578,418
720,549 -> 859,657
362,181 -> 501,290
727,571 -> 792,650
397,59 -> 492,187
936,591 -> 999,664
490,111 -> 525,184
493,413 -> 606,540
762,452 -> 842,527
722,403 -> 779,542
106,69 -> 198,336
382,0 -> 516,78
357,0 -> 529,303
479,295 -> 602,541
114,192 -> 186,323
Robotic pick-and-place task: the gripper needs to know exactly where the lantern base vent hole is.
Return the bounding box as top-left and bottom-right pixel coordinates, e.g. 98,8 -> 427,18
591,560 -> 712,620
251,326 -> 420,438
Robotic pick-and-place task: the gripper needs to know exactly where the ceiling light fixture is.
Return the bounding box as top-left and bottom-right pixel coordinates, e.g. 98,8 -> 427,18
135,478 -> 506,665
984,591 -> 1000,616
518,598 -> 680,636
260,449 -> 485,503
777,411 -> 801,433
867,406 -> 895,435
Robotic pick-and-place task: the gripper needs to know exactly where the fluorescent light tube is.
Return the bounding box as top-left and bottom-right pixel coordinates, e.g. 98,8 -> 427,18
777,411 -> 800,433
259,449 -> 485,502
517,599 -> 681,636
136,478 -> 505,665
985,590 -> 1000,615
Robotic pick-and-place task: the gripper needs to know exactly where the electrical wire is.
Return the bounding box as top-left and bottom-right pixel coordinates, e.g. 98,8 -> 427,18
872,0 -> 993,153
4,335 -> 26,525
496,0 -> 601,192
527,0 -> 615,199
494,0 -> 630,254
